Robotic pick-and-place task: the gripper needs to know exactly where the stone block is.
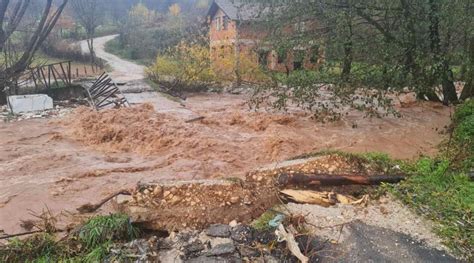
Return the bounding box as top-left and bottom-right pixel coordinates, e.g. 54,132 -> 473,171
8,94 -> 53,114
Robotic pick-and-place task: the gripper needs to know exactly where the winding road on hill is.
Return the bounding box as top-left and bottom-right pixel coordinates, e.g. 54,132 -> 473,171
81,35 -> 144,82
80,35 -> 197,119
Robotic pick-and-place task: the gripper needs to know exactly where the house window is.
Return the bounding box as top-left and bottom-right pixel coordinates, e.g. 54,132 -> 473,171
216,17 -> 221,31
223,16 -> 229,30
310,45 -> 319,64
294,21 -> 306,33
258,50 -> 270,68
293,50 -> 305,70
276,47 -> 288,64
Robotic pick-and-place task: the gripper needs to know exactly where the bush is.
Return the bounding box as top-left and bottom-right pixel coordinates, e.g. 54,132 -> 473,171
0,214 -> 139,262
211,48 -> 269,83
146,42 -> 216,92
78,214 -> 139,249
453,100 -> 474,124
42,37 -> 92,63
0,233 -> 67,262
450,100 -> 474,170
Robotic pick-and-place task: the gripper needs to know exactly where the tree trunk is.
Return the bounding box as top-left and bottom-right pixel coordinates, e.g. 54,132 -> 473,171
460,36 -> 474,100
428,0 -> 458,105
341,40 -> 352,81
400,0 -> 419,78
234,7 -> 242,87
340,11 -> 353,82
87,37 -> 95,64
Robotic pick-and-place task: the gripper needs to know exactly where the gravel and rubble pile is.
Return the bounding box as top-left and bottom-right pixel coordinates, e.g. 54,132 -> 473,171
1,100 -> 85,122
108,223 -> 328,263
119,175 -> 278,231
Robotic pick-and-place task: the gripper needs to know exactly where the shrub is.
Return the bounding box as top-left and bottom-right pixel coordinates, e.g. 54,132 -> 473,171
146,42 -> 216,92
212,48 -> 269,83
0,233 -> 66,262
449,100 -> 474,170
453,99 -> 474,124
78,214 -> 139,249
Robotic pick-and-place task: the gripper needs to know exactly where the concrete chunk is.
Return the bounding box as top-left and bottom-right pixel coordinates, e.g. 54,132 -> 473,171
8,94 -> 53,114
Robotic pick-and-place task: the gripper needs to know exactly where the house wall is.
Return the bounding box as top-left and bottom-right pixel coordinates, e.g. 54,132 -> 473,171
209,6 -> 325,77
210,9 -> 237,46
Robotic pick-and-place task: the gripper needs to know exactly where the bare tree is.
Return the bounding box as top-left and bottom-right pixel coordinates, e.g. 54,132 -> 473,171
0,0 -> 69,90
70,0 -> 101,62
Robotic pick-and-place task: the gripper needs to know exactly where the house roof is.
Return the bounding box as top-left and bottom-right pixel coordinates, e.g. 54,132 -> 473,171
207,0 -> 264,21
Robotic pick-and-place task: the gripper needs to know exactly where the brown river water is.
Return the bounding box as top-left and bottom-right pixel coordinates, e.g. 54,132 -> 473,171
0,92 -> 452,235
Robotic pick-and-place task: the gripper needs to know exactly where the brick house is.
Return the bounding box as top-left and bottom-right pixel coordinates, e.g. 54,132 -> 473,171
206,0 -> 324,78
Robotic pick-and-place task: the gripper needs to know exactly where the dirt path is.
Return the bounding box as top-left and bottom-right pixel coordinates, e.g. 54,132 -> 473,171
80,35 -> 197,119
80,35 -> 144,82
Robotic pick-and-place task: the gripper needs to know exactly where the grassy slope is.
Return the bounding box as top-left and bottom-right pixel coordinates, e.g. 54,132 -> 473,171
389,100 -> 474,259
0,214 -> 138,262
103,38 -> 152,66
289,102 -> 473,259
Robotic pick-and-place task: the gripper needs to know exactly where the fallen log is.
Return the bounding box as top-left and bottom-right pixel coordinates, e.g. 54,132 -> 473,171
0,229 -> 66,240
0,230 -> 42,240
185,116 -> 205,123
278,173 -> 406,187
77,190 -> 131,214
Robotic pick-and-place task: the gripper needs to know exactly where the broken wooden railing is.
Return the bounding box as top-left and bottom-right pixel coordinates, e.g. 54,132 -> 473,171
84,72 -> 130,110
15,61 -> 72,92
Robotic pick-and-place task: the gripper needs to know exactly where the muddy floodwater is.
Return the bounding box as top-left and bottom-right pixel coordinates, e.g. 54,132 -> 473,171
0,93 -> 452,234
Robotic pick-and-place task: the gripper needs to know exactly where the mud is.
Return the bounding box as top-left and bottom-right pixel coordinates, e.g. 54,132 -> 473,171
0,93 -> 451,234
122,175 -> 277,231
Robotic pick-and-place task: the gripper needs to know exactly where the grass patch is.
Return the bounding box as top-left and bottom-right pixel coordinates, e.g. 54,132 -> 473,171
0,233 -> 68,262
388,100 -> 474,260
389,158 -> 474,259
78,214 -> 139,250
104,38 -> 152,66
291,102 -> 473,259
251,210 -> 279,231
0,213 -> 139,262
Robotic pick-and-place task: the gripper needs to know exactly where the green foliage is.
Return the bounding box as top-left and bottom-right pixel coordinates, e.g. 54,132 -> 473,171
390,158 -> 474,259
111,1 -> 208,64
446,100 -> 474,170
104,38 -> 151,65
146,42 -> 216,92
0,233 -> 68,263
78,214 -> 139,249
453,100 -> 474,124
0,214 -> 139,263
455,114 -> 474,143
251,210 -> 279,231
82,242 -> 112,263
389,101 -> 474,260
249,0 -> 473,117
